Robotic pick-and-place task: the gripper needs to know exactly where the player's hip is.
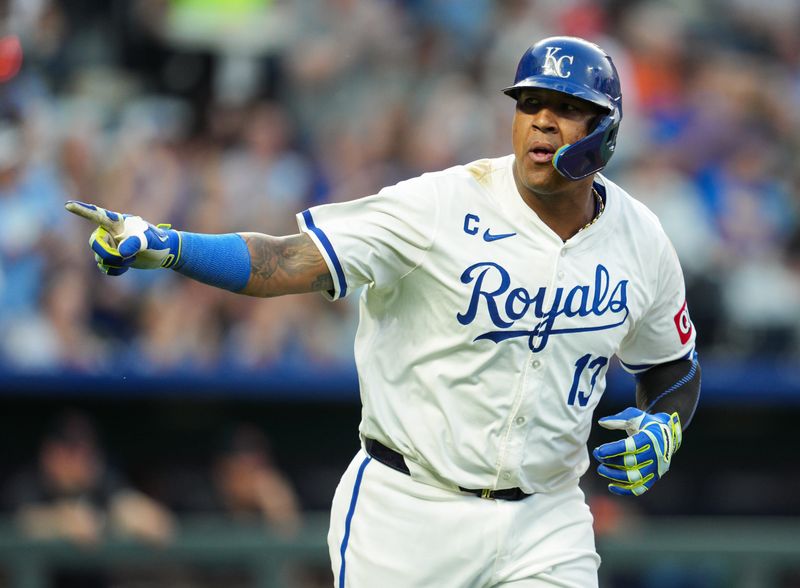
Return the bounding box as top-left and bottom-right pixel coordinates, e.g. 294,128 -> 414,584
328,449 -> 598,587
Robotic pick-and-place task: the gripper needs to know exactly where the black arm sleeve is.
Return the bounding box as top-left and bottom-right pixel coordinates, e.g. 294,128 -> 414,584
635,354 -> 701,429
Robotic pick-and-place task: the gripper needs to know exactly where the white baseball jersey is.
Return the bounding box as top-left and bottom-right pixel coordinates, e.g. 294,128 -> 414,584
297,154 -> 695,494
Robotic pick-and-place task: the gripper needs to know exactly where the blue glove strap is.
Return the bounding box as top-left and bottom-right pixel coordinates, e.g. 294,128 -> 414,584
172,232 -> 251,292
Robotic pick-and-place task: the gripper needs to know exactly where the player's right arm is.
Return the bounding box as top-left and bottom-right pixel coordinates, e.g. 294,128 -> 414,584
64,201 -> 332,297
238,232 -> 333,297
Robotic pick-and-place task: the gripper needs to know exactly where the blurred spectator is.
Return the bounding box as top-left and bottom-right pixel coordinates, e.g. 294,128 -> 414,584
219,101 -> 314,235
132,279 -> 226,371
0,119 -> 64,316
285,0 -> 413,134
210,424 -> 301,533
2,410 -> 175,587
167,423 -> 301,535
617,155 -> 726,352
209,425 -> 338,587
161,424 -> 321,587
223,293 -> 304,368
4,410 -> 175,544
1,265 -> 107,371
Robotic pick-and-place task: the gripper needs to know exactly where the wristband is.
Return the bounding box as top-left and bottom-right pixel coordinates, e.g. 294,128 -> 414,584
172,232 -> 251,292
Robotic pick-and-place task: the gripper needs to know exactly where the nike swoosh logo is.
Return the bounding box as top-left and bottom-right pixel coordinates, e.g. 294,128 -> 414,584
483,229 -> 517,242
156,232 -> 169,243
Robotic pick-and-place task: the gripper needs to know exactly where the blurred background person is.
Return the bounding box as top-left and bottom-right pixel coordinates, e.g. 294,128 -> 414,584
163,423 -> 316,588
207,423 -> 301,533
4,410 -> 175,544
1,410 -> 175,588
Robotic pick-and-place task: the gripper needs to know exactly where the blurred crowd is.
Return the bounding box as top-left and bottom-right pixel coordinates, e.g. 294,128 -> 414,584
0,408 -> 324,588
1,0 -> 800,376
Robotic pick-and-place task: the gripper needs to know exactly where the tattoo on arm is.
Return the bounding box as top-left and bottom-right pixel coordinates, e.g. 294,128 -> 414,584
311,272 -> 334,291
247,236 -> 279,283
240,233 -> 333,297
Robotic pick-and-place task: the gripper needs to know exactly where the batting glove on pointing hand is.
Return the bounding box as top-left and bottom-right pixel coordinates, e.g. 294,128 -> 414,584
65,201 -> 181,276
592,407 -> 682,497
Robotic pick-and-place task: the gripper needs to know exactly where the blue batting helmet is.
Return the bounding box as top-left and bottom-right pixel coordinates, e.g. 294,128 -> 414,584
503,36 -> 623,180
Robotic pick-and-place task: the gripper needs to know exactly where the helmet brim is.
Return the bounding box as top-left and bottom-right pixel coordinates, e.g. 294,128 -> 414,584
503,77 -> 615,113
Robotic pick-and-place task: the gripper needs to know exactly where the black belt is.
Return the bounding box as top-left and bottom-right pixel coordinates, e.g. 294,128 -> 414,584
364,438 -> 532,501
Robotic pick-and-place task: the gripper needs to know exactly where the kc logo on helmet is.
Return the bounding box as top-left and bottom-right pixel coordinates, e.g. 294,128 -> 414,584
673,300 -> 693,345
543,47 -> 574,78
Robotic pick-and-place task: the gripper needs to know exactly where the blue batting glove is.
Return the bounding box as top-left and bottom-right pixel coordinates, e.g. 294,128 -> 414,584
89,225 -> 135,276
592,407 -> 682,497
65,201 -> 181,275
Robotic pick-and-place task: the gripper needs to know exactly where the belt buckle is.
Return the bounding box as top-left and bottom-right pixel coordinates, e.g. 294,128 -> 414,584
480,489 -> 494,500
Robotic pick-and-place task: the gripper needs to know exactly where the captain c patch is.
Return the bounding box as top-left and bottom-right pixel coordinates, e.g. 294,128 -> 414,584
673,300 -> 693,345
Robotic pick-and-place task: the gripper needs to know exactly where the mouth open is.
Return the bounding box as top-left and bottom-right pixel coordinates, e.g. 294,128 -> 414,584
528,143 -> 556,163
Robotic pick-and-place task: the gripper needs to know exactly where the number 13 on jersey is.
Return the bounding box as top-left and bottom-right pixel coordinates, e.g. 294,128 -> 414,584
567,354 -> 608,407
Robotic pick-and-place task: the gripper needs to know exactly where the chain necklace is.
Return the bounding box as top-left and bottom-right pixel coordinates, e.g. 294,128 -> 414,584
576,187 -> 605,235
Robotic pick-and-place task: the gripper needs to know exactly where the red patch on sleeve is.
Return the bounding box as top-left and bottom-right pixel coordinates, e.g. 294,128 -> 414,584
673,300 -> 693,345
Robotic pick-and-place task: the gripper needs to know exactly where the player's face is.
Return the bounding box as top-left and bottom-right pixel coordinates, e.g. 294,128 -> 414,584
511,89 -> 602,195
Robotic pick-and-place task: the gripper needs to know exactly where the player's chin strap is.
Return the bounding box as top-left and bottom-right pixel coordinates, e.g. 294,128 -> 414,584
552,107 -> 621,181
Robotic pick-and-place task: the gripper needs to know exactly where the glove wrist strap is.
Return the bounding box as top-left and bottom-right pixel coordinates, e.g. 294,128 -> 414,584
668,412 -> 682,452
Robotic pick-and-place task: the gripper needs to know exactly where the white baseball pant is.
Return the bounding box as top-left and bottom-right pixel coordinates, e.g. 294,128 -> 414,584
329,449 -> 600,587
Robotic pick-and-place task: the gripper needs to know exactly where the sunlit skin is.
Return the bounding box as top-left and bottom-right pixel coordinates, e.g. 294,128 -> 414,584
511,88 -> 606,240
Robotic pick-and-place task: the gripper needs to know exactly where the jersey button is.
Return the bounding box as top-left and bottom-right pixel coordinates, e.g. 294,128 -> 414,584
557,271 -> 565,279
530,359 -> 541,369
515,416 -> 526,426
501,472 -> 511,481
560,249 -> 567,257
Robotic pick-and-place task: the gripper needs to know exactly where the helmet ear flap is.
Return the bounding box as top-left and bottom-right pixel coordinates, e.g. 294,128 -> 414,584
601,120 -> 619,160
587,110 -> 606,133
552,107 -> 621,180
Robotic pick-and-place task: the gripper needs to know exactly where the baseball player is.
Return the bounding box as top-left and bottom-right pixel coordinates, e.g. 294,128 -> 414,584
67,36 -> 700,587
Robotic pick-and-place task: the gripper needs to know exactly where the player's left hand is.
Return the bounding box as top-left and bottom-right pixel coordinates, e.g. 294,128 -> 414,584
592,407 -> 682,496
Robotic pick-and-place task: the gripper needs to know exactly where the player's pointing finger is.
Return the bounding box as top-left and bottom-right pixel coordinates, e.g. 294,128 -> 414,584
64,200 -> 123,232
